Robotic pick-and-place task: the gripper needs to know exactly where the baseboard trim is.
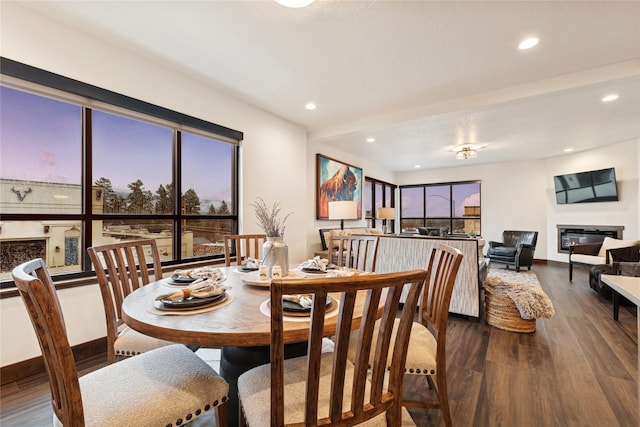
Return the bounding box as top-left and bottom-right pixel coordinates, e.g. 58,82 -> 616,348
1,337 -> 107,385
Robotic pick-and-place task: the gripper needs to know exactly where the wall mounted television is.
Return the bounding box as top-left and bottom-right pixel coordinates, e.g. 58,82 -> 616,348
554,167 -> 619,204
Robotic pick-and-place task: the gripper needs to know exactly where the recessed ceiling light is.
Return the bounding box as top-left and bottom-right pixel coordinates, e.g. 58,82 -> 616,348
305,103 -> 317,110
519,37 -> 539,50
414,164 -> 421,169
601,94 -> 619,102
366,137 -> 375,143
274,0 -> 314,8
564,148 -> 574,153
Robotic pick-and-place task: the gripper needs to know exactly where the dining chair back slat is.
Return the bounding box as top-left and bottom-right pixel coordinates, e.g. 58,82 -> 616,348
419,243 -> 463,346
87,239 -> 165,363
223,234 -> 267,266
331,234 -> 379,272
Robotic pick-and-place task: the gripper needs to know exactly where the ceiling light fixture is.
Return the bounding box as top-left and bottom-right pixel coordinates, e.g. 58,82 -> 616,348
305,102 -> 317,110
454,145 -> 478,160
601,94 -> 619,102
366,137 -> 375,143
274,0 -> 315,8
519,37 -> 539,50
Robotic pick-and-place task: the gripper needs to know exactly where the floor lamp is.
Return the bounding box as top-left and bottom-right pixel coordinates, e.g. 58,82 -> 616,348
377,207 -> 395,234
328,201 -> 358,230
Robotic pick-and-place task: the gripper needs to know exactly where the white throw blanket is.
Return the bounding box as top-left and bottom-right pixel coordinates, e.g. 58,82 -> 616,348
483,275 -> 555,320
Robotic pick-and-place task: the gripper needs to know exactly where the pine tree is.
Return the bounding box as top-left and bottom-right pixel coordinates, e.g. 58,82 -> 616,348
182,188 -> 201,214
218,200 -> 230,214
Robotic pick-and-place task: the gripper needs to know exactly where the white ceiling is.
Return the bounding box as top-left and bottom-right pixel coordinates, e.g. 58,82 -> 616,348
14,0 -> 640,172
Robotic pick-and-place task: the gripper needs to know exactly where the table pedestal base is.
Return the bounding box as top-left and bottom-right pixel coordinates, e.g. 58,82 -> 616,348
220,342 -> 307,426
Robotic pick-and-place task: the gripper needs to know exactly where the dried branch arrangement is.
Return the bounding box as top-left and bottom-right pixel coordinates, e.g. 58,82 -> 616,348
251,197 -> 293,238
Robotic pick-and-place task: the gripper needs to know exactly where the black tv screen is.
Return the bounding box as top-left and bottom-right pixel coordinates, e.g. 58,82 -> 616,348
554,167 -> 619,204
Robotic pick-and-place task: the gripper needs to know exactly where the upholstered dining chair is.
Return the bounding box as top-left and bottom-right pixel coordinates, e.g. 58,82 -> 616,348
237,269 -> 428,426
331,234 -> 380,272
88,239 -> 177,363
223,234 -> 267,266
12,258 -> 229,427
347,243 -> 464,427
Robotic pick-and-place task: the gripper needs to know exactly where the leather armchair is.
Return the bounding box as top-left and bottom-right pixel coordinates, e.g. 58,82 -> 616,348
487,230 -> 538,272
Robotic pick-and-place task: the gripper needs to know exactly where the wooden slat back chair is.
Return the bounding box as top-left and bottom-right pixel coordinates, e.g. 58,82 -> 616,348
87,239 -> 175,363
12,258 -> 229,427
237,269 -> 428,426
346,243 -> 463,427
223,234 -> 267,266
402,243 -> 463,427
331,234 -> 380,272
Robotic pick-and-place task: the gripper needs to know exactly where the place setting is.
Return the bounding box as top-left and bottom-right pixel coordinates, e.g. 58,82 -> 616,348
297,256 -> 336,275
234,257 -> 261,273
151,269 -> 233,315
259,293 -> 339,322
164,266 -> 225,287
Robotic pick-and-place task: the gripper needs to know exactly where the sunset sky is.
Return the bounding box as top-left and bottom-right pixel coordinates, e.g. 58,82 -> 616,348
1,86 -> 233,203
401,183 -> 480,217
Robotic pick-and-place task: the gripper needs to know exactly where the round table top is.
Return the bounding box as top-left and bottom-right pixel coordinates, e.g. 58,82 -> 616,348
122,266 -> 371,347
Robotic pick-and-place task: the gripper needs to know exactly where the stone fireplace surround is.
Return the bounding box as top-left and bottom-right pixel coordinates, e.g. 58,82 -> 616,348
556,224 -> 624,254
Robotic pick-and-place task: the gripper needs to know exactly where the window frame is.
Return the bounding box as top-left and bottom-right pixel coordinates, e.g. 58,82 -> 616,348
0,58 -> 242,288
364,176 -> 397,231
399,180 -> 481,235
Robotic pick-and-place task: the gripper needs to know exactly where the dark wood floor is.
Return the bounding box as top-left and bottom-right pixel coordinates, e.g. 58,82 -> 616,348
405,262 -> 638,427
1,263 -> 637,426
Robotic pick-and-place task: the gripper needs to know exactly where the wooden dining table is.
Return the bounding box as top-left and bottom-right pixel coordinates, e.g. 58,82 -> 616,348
121,265 -> 376,426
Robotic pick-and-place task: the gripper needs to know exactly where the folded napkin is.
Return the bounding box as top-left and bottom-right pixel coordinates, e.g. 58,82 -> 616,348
156,279 -> 228,302
190,266 -> 225,281
283,294 -> 313,309
173,266 -> 225,281
244,258 -> 261,268
299,256 -> 329,271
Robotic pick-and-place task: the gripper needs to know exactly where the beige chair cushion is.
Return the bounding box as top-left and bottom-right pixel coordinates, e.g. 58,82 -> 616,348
598,237 -> 640,258
237,352 -> 415,427
114,326 -> 177,358
56,344 -> 228,427
347,319 -> 437,375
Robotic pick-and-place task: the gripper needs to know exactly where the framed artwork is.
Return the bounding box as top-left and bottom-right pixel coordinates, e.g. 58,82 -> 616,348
316,154 -> 363,219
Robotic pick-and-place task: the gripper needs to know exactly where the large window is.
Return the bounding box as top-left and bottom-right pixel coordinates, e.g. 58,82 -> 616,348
364,177 -> 396,232
0,59 -> 241,284
399,181 -> 481,235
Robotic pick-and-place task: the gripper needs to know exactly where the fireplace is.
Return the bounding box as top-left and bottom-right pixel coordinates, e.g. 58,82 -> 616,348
557,224 -> 624,254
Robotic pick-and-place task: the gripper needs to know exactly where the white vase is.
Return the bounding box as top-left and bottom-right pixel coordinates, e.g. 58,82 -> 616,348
262,236 -> 289,277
